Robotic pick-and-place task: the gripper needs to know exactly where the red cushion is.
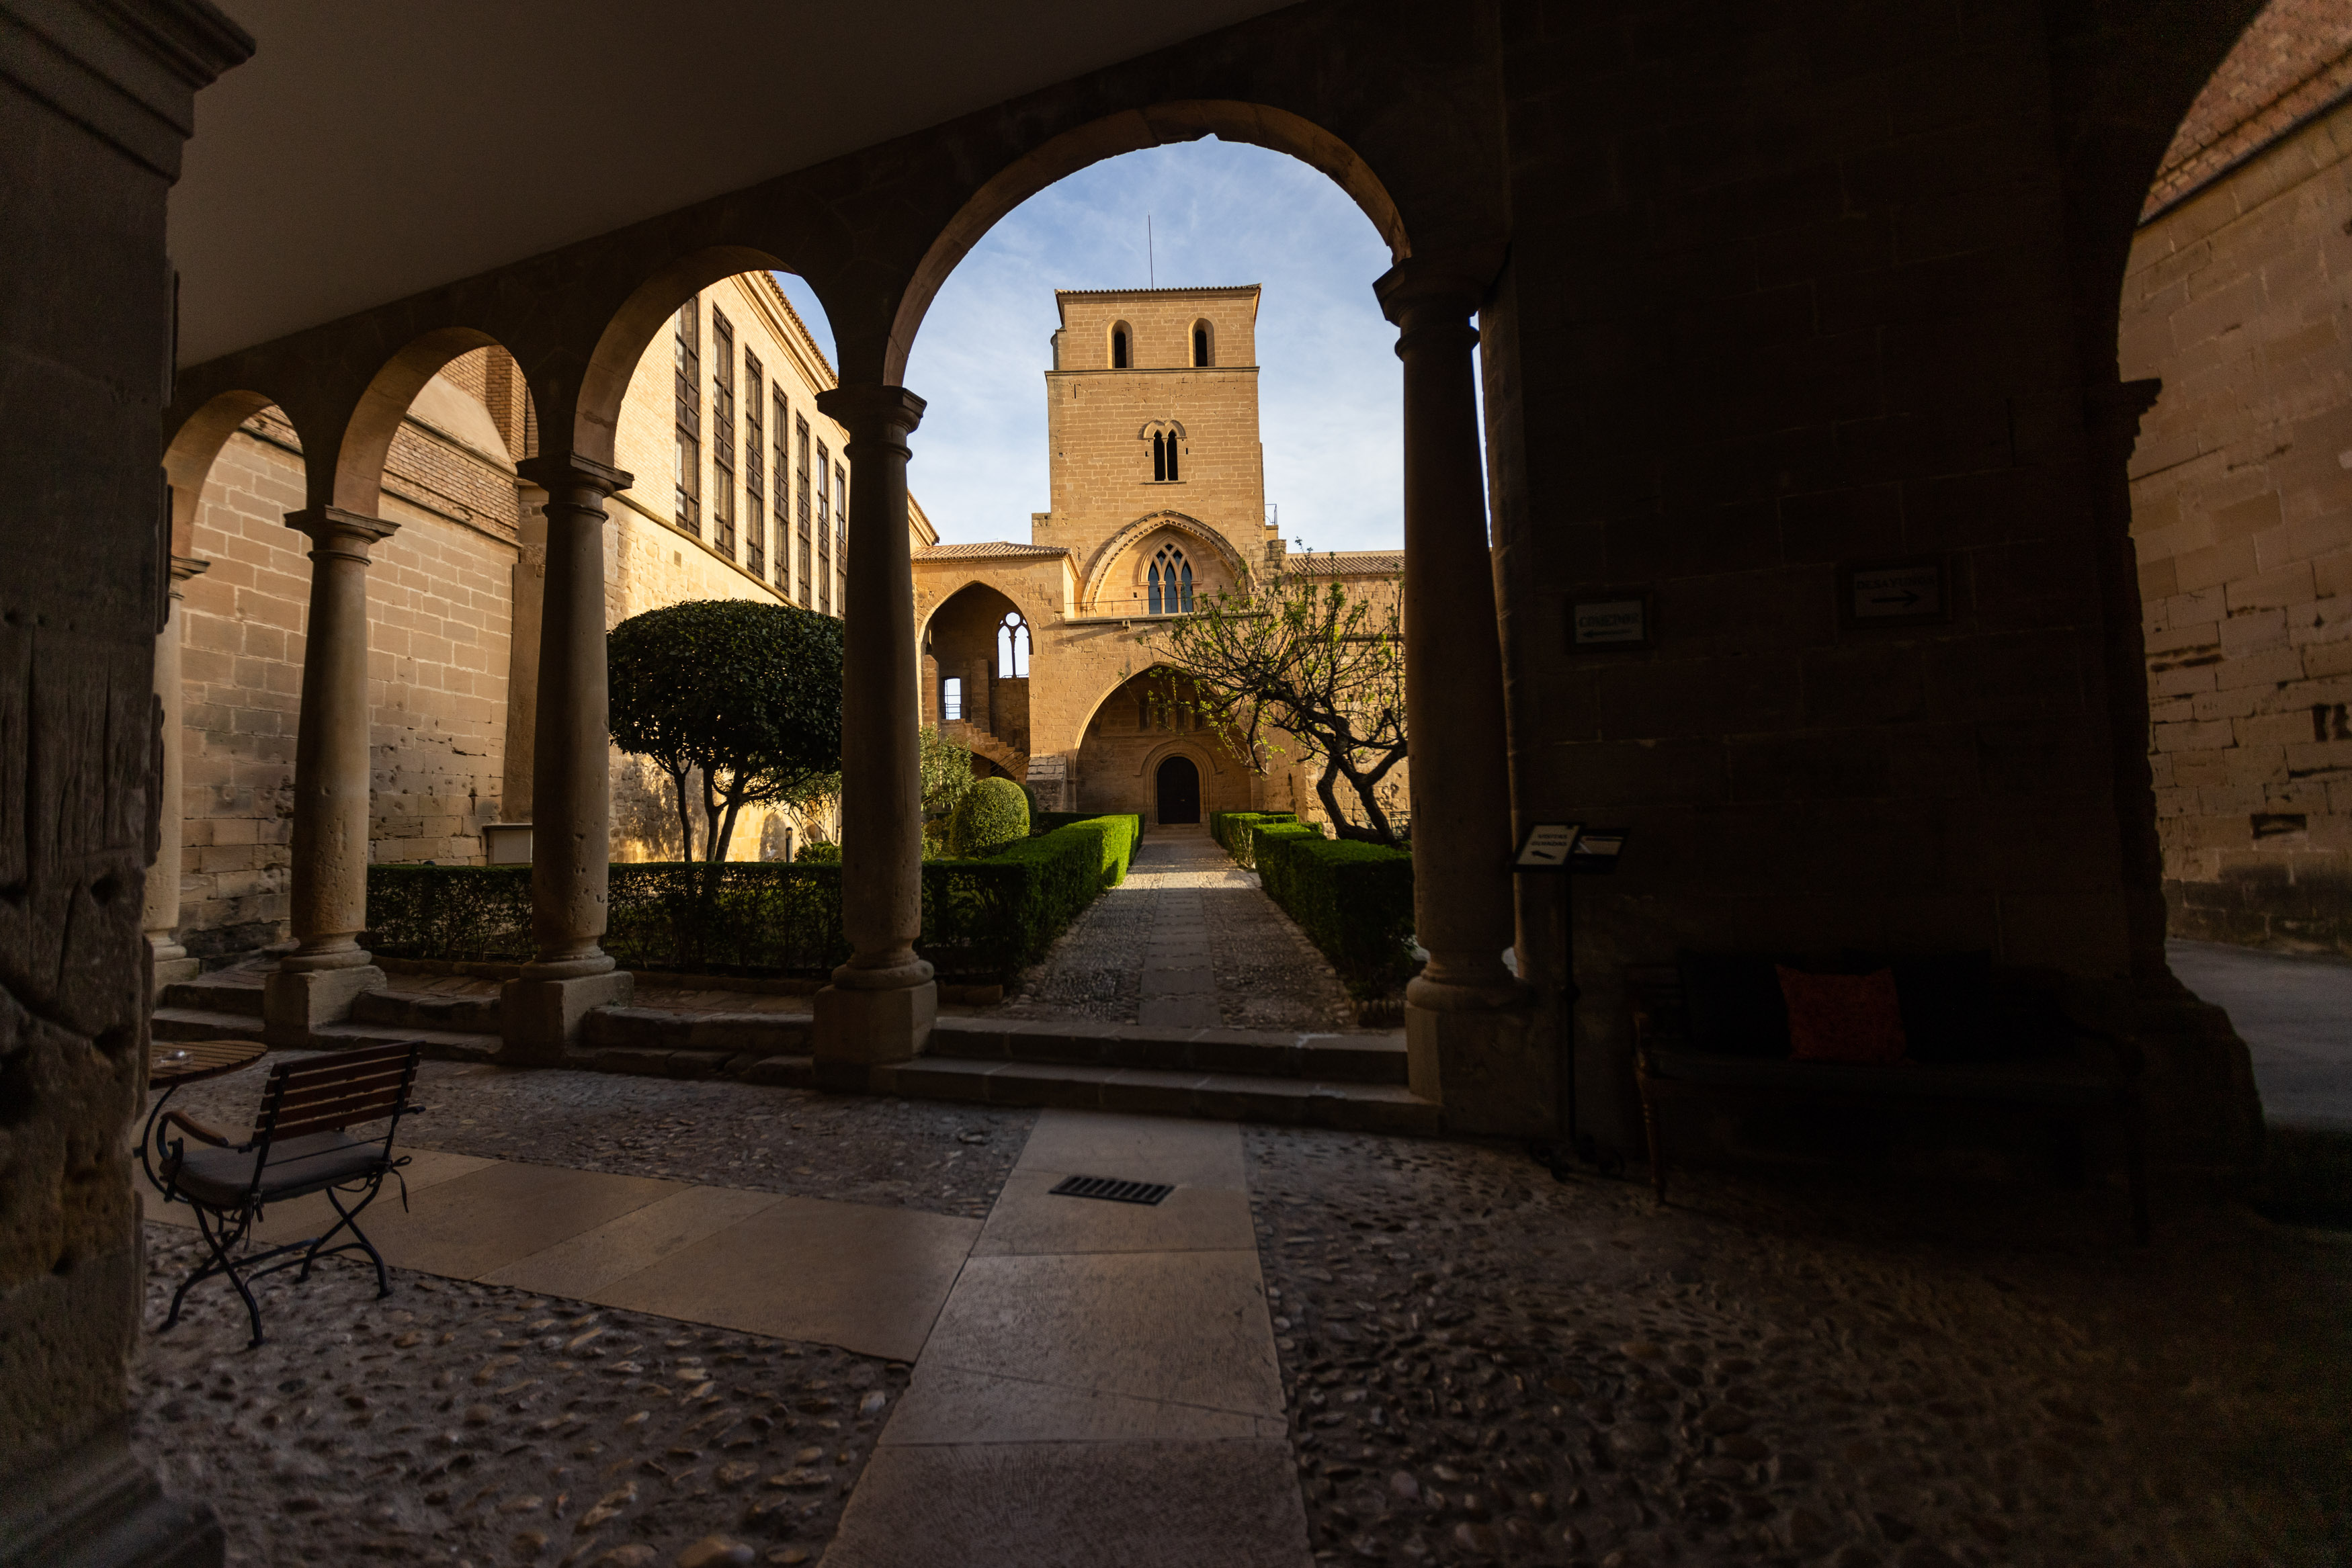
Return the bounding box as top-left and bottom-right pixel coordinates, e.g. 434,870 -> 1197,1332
1776,966 -> 1908,1064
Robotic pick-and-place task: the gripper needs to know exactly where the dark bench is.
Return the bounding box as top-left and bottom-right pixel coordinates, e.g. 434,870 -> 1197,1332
1630,957 -> 2148,1242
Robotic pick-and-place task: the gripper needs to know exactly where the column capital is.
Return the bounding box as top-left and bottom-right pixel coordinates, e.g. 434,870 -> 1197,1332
816,384 -> 927,442
167,554 -> 209,587
517,451 -> 633,496
284,505 -> 396,556
1374,245 -> 1507,329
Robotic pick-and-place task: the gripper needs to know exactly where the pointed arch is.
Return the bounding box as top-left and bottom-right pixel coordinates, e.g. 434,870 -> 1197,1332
1078,510 -> 1249,614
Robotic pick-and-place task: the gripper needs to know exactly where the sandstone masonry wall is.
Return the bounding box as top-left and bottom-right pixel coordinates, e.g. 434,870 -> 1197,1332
2124,96 -> 2352,953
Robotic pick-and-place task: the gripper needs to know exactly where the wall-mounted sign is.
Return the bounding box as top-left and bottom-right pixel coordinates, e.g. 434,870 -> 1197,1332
1568,589 -> 1654,650
1569,830 -> 1626,874
1514,822 -> 1583,871
1841,556 -> 1946,628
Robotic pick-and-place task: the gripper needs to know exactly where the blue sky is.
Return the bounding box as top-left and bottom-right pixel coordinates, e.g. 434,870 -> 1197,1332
773,137 -> 1404,552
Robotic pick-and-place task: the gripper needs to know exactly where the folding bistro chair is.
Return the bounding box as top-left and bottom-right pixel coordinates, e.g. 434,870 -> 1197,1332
153,1039 -> 424,1347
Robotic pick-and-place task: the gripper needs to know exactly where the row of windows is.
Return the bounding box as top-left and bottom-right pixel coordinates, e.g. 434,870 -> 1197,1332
674,298 -> 847,615
1106,320 -> 1216,370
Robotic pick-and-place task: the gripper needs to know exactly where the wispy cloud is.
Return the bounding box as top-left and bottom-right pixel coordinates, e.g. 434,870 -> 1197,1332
776,138 -> 1403,552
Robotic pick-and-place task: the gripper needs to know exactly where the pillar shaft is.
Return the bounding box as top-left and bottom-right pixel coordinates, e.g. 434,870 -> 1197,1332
515,455 -> 629,978
143,554 -> 207,992
1377,260 -> 1517,1002
501,480 -> 549,822
809,384 -> 935,1080
282,507 -> 395,971
816,385 -> 930,984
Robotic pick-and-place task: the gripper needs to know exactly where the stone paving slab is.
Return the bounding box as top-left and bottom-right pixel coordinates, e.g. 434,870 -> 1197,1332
825,1440 -> 1313,1568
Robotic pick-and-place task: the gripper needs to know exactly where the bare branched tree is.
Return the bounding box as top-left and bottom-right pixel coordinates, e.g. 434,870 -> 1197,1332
1146,558 -> 1408,846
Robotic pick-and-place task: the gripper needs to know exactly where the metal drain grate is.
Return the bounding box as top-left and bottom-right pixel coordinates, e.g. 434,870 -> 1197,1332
1049,1174 -> 1174,1205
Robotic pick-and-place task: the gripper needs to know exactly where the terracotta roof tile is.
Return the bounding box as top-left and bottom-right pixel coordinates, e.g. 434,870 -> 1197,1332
915,541 -> 1071,560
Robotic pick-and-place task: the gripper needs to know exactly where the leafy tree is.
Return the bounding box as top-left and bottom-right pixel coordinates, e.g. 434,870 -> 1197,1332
919,724 -> 976,853
607,599 -> 844,862
1146,559 -> 1408,847
949,776 -> 1030,857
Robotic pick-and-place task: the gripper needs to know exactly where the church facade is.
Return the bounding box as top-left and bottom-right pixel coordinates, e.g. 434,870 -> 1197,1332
913,285 -> 1404,826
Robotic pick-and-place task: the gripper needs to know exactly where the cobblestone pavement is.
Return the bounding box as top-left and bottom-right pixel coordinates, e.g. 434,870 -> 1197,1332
1246,1129 -> 2352,1568
998,828 -> 1357,1032
155,1055 -> 1034,1221
133,1227 -> 900,1567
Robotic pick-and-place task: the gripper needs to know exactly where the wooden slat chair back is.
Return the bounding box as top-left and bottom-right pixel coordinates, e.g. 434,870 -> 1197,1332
155,1039 -> 424,1347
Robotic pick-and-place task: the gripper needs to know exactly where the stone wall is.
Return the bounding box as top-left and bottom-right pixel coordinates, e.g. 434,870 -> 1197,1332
177,402 -> 519,961
1075,670 -> 1257,822
2124,97 -> 2352,954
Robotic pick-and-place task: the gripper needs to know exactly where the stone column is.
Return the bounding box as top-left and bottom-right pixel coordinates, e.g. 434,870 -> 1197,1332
500,480 -> 548,822
1375,256 -> 1538,1134
811,386 -> 935,1082
500,455 -> 634,1061
263,507 -> 396,1045
143,554 -> 208,996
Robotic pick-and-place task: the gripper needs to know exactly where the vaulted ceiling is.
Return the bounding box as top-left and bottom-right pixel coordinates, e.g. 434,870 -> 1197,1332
171,0 -> 1292,365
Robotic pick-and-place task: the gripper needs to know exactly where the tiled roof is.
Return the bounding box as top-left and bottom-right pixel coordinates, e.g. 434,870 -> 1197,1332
2144,0 -> 2352,219
915,541 -> 1071,560
1054,285 -> 1261,299
1292,550 -> 1404,576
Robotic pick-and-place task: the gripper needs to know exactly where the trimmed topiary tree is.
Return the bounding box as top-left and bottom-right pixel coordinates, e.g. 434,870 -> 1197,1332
948,775 -> 1030,858
608,599 -> 843,862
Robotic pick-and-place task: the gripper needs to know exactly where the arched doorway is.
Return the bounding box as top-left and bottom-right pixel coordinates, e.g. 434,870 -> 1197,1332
1156,754 -> 1201,824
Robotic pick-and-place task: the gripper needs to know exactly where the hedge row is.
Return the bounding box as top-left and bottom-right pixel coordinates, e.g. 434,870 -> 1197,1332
1245,820 -> 1418,997
1209,810 -> 1296,867
365,814 -> 1144,982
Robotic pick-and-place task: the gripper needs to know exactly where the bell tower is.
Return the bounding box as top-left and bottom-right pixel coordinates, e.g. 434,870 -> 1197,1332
1034,286 -> 1280,609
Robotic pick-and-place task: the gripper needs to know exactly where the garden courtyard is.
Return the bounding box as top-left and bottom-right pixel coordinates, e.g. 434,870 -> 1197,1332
132,831 -> 2352,1568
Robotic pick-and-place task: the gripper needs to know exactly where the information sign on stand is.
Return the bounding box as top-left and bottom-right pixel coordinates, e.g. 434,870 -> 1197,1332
1513,822 -> 1583,871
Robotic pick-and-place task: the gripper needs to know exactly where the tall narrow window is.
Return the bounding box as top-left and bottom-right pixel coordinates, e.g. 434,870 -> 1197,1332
834,460 -> 848,611
997,612 -> 1030,678
1111,324 -> 1130,369
772,389 -> 791,593
795,417 -> 812,609
815,441 -> 832,617
672,300 -> 701,535
1152,431 -> 1166,482
1149,544 -> 1192,615
743,353 -> 765,580
1192,323 -> 1210,366
710,307 -> 737,559
1166,430 -> 1179,482
941,677 -> 963,722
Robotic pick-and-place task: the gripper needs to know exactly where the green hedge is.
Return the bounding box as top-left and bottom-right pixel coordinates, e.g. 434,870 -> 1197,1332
366,814 -> 1143,983
1249,821 -> 1418,997
1210,810 -> 1296,867
950,776 -> 1030,857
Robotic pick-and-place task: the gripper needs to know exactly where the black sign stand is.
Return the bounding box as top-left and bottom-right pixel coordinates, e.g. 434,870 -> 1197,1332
1517,827 -> 1629,1184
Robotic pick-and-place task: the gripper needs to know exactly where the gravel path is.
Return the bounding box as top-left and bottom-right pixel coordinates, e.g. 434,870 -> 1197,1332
154,1055 -> 1034,1221
997,829 -> 1357,1032
1246,1128 -> 2352,1567
133,1227 -> 896,1567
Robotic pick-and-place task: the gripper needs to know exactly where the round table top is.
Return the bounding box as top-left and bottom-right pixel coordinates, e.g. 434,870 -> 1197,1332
149,1037 -> 267,1088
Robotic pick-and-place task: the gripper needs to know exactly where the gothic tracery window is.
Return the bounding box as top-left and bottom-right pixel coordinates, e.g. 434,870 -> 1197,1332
1150,426 -> 1181,482
997,611 -> 1030,677
1147,545 -> 1193,615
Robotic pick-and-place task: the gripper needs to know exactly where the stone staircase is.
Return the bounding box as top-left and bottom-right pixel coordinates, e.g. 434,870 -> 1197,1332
150,971 -> 1439,1133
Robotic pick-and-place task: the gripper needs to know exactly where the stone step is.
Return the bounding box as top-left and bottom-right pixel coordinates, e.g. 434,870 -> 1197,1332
871,1054 -> 1440,1134
350,988 -> 502,1031
310,1020 -> 502,1063
150,1008 -> 265,1043
583,1007 -> 812,1055
158,977 -> 265,1017
927,1016 -> 1408,1084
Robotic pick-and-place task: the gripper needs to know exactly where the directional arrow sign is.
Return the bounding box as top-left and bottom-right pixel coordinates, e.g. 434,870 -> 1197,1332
1514,822 -> 1583,871
1849,561 -> 1943,623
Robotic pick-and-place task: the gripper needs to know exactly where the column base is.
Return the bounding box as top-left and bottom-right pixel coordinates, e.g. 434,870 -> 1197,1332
1406,988 -> 1547,1137
0,1425 -> 222,1568
147,938 -> 199,998
812,978 -> 937,1091
499,971 -> 635,1065
261,963 -> 386,1047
